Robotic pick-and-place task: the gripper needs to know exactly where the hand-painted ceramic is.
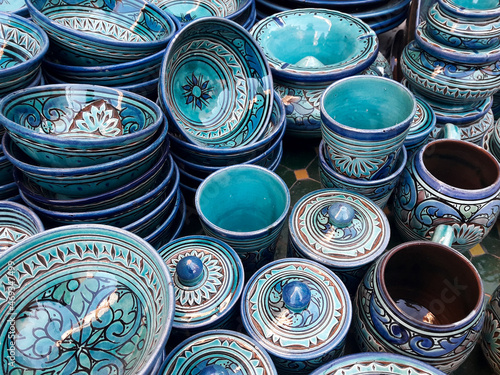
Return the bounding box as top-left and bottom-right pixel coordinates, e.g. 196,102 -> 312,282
310,352 -> 447,375
321,76 -> 415,180
195,164 -> 290,277
160,17 -> 273,148
0,84 -> 165,168
241,258 -> 352,374
404,96 -> 436,158
288,189 -> 390,295
0,12 -> 48,97
0,224 -> 175,374
0,200 -> 44,252
159,329 -> 278,374
26,0 -> 177,66
158,235 -> 244,338
319,141 -> 407,209
1,0 -> 29,16
482,284 -> 500,374
354,230 -> 485,373
0,181 -> 18,201
438,0 -> 500,19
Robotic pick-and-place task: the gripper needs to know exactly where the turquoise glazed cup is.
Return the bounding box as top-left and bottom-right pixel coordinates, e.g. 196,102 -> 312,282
320,76 -> 416,181
195,164 -> 290,277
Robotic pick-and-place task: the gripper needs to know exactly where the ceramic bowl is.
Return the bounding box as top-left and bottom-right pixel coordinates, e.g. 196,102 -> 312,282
1,0 -> 29,16
438,0 -> 500,19
482,284 -> 500,374
404,96 -> 436,158
26,0 -> 177,66
0,200 -> 44,252
0,224 -> 175,374
0,12 -> 49,97
159,17 -> 273,148
0,84 -> 165,168
3,123 -> 167,198
319,141 -> 407,209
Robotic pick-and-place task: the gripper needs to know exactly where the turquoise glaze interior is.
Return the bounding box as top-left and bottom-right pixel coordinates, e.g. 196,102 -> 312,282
447,0 -> 499,10
152,0 -> 242,22
323,78 -> 415,130
198,168 -> 288,232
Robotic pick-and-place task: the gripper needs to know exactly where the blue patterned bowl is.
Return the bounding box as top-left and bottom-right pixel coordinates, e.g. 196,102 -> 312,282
25,0 -> 177,66
482,284 -> 500,374
3,123 -> 167,198
0,12 -> 48,97
0,200 -> 44,252
0,224 -> 175,374
0,84 -> 165,168
160,17 -> 273,148
438,0 -> 500,19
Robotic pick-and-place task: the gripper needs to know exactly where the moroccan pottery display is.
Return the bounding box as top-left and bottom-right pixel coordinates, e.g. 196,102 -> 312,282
404,96 -> 436,158
0,224 -> 175,374
195,164 -> 290,276
0,200 -> 44,252
241,257 -> 352,374
482,283 -> 500,374
159,329 -> 278,374
321,75 -> 416,180
160,17 -> 273,148
288,189 -> 390,296
354,225 -> 486,373
26,0 -> 178,66
158,235 -> 244,340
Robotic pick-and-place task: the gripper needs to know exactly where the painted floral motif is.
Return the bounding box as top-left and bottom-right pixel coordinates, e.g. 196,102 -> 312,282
182,73 -> 212,110
68,99 -> 123,137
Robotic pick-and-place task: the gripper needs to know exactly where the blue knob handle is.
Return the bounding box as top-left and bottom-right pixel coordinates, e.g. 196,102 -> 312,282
199,365 -> 229,375
176,256 -> 204,287
282,281 -> 311,313
328,202 -> 355,228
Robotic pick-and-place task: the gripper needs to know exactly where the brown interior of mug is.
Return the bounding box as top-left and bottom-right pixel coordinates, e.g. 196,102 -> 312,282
383,243 -> 481,325
422,140 -> 499,190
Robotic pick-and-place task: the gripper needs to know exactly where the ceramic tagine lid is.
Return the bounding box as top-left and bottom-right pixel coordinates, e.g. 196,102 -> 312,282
288,189 -> 390,270
241,257 -> 352,362
159,329 -> 278,374
158,235 -> 244,330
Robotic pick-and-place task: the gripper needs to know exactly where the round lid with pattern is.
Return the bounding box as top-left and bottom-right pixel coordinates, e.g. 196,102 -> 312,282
159,329 -> 278,374
289,189 -> 390,269
158,235 -> 244,329
240,258 -> 352,360
405,97 -> 436,148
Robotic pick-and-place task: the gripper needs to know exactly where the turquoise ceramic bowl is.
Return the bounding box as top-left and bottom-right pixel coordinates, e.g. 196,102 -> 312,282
3,123 -> 167,198
0,12 -> 49,97
438,0 -> 500,19
0,224 -> 175,374
26,0 -> 177,66
0,84 -> 165,168
0,200 -> 44,252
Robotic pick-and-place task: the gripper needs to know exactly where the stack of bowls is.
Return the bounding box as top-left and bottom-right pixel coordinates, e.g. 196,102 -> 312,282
0,84 -> 184,249
159,17 -> 280,201
26,0 -> 179,101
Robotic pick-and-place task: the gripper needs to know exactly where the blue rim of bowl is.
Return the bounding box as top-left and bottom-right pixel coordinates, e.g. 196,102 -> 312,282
0,200 -> 45,233
438,0 -> 500,18
0,12 -> 49,79
143,188 -> 184,242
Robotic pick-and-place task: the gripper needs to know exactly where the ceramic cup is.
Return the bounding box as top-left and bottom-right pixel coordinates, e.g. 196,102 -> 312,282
354,225 -> 485,373
320,76 -> 416,181
195,164 -> 290,277
482,284 -> 500,374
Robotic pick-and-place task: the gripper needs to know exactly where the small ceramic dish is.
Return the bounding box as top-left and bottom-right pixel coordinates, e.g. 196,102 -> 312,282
26,0 -> 177,66
0,224 -> 175,374
438,0 -> 500,19
160,17 -> 273,148
0,200 -> 44,252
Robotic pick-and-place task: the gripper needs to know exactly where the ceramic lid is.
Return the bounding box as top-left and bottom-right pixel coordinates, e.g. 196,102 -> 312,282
159,329 -> 278,374
241,257 -> 352,360
405,96 -> 436,148
158,235 -> 244,329
288,189 -> 390,269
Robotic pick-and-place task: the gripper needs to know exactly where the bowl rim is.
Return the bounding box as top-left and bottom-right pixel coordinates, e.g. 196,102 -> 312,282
0,199 -> 45,233
144,190 -> 185,243
438,0 -> 500,18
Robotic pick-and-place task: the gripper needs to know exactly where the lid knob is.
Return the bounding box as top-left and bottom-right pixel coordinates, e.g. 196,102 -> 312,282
282,281 -> 311,313
328,202 -> 355,228
176,256 -> 204,287
199,365 -> 229,375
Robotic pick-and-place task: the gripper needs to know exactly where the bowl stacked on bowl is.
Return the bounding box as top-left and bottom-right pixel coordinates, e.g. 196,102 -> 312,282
0,84 -> 184,249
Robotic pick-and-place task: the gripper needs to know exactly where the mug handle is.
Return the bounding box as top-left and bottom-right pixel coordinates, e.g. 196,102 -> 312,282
436,123 -> 461,140
431,224 -> 455,248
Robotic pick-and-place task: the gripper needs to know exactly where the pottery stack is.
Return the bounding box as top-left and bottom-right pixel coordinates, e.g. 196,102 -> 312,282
400,0 -> 500,147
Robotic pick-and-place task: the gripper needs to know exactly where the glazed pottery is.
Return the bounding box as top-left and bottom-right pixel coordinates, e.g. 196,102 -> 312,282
26,0 -> 177,66
404,96 -> 436,158
0,200 -> 44,252
482,284 -> 500,374
0,84 -> 165,168
354,225 -> 485,373
1,0 -> 29,16
241,257 -> 352,374
0,224 -> 175,374
438,0 -> 500,19
160,17 -> 273,148
321,75 -> 416,180
159,329 -> 278,374
195,164 -> 290,276
288,189 -> 390,296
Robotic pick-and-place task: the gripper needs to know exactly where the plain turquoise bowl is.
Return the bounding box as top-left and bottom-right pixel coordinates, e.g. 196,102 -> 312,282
0,200 -> 44,252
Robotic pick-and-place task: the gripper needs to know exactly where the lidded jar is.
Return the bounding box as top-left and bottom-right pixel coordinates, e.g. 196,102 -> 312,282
241,258 -> 352,374
288,189 -> 390,295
